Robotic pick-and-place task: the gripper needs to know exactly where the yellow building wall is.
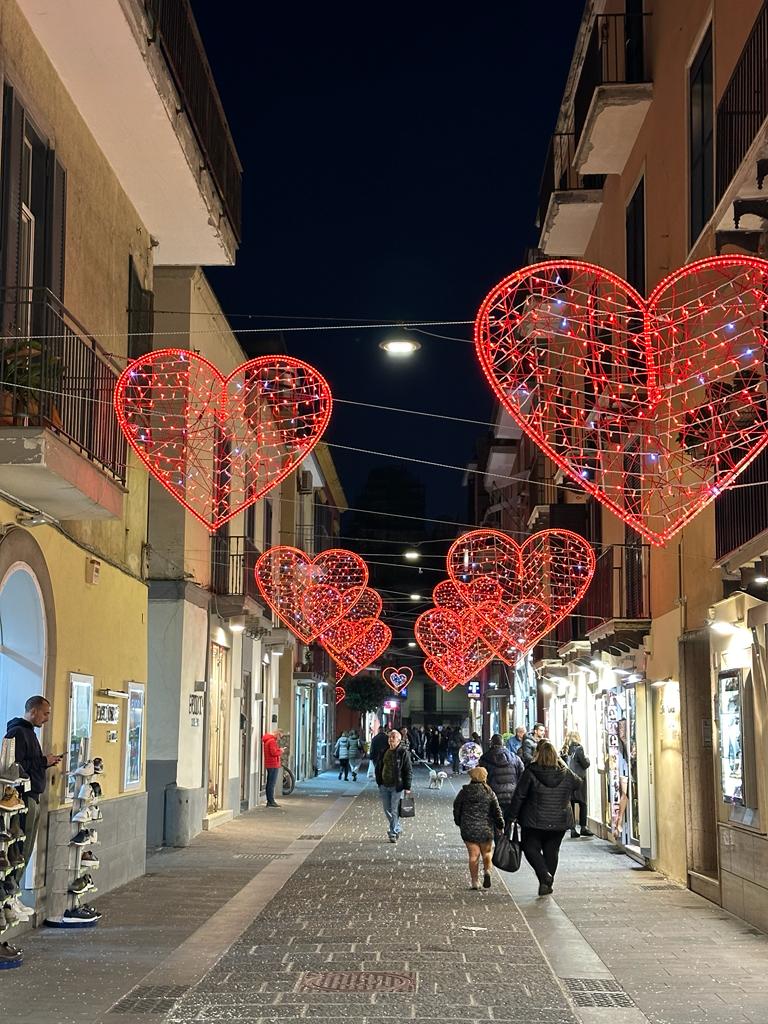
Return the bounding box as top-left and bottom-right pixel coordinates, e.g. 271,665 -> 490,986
0,498 -> 148,811
1,1 -> 151,576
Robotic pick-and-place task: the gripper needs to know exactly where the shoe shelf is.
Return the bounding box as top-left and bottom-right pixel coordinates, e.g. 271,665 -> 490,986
44,759 -> 104,929
0,770 -> 30,969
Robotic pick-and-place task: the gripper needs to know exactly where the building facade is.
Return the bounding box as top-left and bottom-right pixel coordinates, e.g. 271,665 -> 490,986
516,0 -> 768,929
0,0 -> 239,924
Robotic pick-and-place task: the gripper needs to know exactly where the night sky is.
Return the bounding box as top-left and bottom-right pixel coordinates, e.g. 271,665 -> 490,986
191,4 -> 583,531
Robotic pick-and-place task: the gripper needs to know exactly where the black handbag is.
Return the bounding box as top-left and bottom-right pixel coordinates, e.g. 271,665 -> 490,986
398,793 -> 416,818
492,822 -> 522,872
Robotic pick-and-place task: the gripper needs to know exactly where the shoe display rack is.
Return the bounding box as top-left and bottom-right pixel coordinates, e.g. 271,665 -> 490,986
0,769 -> 30,970
44,758 -> 105,929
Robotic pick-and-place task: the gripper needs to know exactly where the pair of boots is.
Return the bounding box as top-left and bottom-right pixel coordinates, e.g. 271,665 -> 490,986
570,826 -> 594,838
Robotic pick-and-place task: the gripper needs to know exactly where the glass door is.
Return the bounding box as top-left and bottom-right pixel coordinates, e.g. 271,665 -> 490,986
603,685 -> 640,849
208,643 -> 229,814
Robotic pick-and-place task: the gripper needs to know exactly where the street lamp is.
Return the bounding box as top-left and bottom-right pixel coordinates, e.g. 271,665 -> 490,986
379,335 -> 421,358
403,550 -> 420,562
409,593 -> 421,601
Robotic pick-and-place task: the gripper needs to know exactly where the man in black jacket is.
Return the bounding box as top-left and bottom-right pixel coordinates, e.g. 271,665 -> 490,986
5,696 -> 62,883
520,723 -> 546,765
374,729 -> 412,843
369,726 -> 389,768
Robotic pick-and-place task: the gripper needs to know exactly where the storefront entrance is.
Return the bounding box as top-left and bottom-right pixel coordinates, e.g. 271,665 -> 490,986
207,642 -> 230,814
294,683 -> 313,780
602,685 -> 641,851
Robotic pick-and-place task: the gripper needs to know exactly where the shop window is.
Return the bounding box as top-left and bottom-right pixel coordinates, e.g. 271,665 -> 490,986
65,673 -> 93,803
124,681 -> 145,790
716,668 -> 757,813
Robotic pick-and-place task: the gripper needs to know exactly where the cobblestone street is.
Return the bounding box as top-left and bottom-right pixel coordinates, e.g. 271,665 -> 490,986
4,773 -> 768,1024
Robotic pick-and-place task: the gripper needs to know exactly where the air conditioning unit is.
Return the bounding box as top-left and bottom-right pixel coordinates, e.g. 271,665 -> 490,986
297,470 -> 314,494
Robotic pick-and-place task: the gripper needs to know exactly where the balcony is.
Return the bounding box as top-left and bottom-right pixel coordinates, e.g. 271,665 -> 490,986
538,133 -> 605,256
0,289 -> 126,520
18,0 -> 241,264
572,12 -> 653,176
715,447 -> 768,570
211,534 -> 266,621
584,543 -> 651,654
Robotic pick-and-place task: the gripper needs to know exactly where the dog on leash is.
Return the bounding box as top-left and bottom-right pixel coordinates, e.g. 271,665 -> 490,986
428,770 -> 448,790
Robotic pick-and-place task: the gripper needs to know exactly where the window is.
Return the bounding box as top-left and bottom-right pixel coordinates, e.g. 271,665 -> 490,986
124,681 -> 145,790
127,256 -> 154,361
625,177 -> 645,295
689,28 -> 713,246
0,85 -> 66,335
65,673 -> 94,803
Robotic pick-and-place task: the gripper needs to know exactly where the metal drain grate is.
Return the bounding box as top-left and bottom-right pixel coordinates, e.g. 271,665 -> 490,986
640,883 -> 682,891
109,985 -> 188,1014
563,978 -> 633,1009
298,834 -> 323,840
233,853 -> 290,860
297,971 -> 416,993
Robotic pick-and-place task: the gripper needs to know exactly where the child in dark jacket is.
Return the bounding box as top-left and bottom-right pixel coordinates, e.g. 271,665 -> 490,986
453,767 -> 504,891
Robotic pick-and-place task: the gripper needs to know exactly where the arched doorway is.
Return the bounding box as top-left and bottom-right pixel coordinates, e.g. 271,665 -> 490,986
0,563 -> 47,731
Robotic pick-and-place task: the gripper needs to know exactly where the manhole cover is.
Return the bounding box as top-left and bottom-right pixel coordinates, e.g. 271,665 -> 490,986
297,972 -> 416,993
640,883 -> 682,891
233,853 -> 290,860
563,978 -> 633,1008
109,985 -> 188,1014
298,834 -> 323,840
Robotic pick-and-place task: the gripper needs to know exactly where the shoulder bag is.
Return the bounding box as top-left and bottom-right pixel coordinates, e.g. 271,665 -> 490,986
492,821 -> 522,872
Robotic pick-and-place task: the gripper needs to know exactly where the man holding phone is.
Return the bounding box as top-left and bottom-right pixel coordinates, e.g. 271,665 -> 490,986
5,696 -> 63,884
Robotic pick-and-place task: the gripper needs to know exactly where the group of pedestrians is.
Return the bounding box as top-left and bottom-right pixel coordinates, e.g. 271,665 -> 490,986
333,730 -> 363,781
453,726 -> 592,894
406,725 -> 465,773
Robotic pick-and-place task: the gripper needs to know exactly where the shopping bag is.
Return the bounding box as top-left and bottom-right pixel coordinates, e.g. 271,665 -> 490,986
398,793 -> 416,818
492,822 -> 522,872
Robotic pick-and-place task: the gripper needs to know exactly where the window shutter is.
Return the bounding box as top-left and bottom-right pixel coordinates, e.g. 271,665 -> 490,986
44,149 -> 66,301
0,85 -> 25,333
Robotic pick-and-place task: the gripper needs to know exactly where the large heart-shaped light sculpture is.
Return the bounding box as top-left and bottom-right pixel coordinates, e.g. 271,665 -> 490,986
382,666 -> 413,694
433,578 -> 514,662
475,256 -> 768,545
414,606 -> 495,685
319,588 -> 383,657
423,658 -> 463,692
115,350 -> 332,532
447,529 -> 594,651
329,620 -> 392,676
255,546 -> 368,643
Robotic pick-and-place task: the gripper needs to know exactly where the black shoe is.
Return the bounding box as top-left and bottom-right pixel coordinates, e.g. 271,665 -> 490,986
0,853 -> 9,871
71,829 -> 91,847
63,906 -> 99,924
570,828 -> 579,839
8,818 -> 23,841
266,801 -> 280,808
483,873 -> 491,889
580,828 -> 594,837
538,873 -> 554,896
3,877 -> 19,898
7,847 -> 23,868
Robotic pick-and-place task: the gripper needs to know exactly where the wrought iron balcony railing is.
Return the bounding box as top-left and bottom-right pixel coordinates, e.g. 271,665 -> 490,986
715,447 -> 768,561
211,534 -> 261,601
0,288 -> 126,482
716,2 -> 768,202
573,11 -> 652,150
537,133 -> 606,231
582,542 -> 650,628
145,0 -> 242,241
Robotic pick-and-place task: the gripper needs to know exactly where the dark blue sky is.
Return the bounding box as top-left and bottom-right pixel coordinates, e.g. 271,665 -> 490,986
191,4 -> 583,521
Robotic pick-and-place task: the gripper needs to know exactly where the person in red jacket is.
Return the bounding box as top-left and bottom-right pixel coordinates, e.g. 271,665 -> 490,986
262,729 -> 283,807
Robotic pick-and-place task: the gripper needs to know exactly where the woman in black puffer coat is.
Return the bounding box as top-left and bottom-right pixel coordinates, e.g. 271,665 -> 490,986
509,741 -> 581,896
453,767 -> 505,891
479,733 -> 524,827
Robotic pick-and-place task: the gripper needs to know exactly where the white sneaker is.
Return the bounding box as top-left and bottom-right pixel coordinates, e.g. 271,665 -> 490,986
72,808 -> 91,823
89,807 -> 103,821
11,897 -> 33,920
77,783 -> 94,801
71,761 -> 94,778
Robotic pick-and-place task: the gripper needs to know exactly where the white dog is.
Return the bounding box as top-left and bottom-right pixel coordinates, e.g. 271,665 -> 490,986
428,770 -> 448,790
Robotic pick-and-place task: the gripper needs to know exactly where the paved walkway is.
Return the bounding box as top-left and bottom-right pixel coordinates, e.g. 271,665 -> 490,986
3,771 -> 768,1024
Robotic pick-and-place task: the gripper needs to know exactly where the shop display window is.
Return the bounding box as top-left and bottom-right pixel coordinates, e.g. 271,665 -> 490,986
65,673 -> 93,802
717,670 -> 744,806
124,681 -> 145,789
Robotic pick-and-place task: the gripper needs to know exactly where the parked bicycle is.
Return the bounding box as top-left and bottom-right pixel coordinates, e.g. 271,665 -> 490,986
279,735 -> 295,796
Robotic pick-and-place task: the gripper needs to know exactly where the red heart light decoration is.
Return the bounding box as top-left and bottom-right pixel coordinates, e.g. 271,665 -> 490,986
382,666 -> 413,695
319,588 -> 383,657
255,546 -> 368,643
447,529 -> 594,652
475,256 -> 768,545
335,686 -> 345,705
423,659 -> 462,692
328,619 -> 392,676
433,578 -> 513,662
335,665 -> 346,684
414,606 -> 494,684
115,350 -> 332,532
